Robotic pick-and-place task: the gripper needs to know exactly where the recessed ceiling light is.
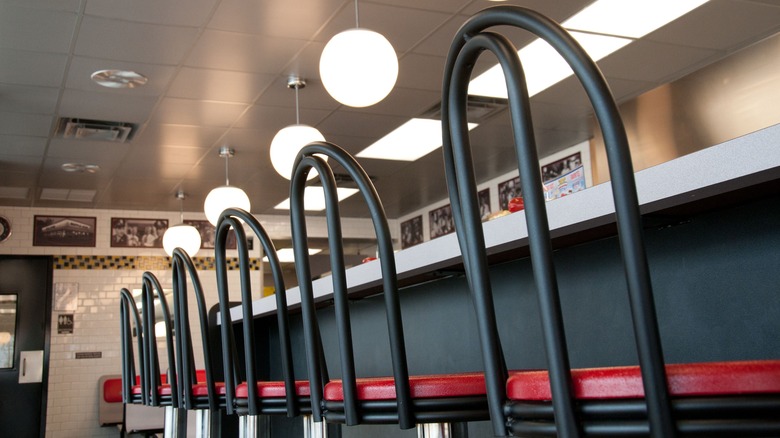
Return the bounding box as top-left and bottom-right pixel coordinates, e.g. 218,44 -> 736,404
61,163 -> 100,173
563,0 -> 710,39
274,187 -> 359,211
357,118 -> 478,162
468,31 -> 631,99
91,69 -> 148,89
467,0 -> 710,99
263,248 -> 322,264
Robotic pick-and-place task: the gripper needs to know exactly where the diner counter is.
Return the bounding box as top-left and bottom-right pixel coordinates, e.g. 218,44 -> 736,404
231,123 -> 780,322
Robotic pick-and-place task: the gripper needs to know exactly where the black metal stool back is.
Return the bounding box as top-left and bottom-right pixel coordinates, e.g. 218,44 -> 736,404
441,6 -> 670,436
289,142 -> 413,428
171,248 -> 220,411
120,287 -> 144,404
214,208 -> 301,418
140,271 -> 180,409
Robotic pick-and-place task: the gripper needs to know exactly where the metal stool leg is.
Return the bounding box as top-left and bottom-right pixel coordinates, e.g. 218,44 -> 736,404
417,423 -> 452,438
164,406 -> 188,438
239,414 -> 270,438
303,414 -> 328,438
194,409 -> 220,438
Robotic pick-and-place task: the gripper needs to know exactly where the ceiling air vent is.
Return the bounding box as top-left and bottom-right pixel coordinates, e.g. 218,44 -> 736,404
422,95 -> 508,123
55,118 -> 137,143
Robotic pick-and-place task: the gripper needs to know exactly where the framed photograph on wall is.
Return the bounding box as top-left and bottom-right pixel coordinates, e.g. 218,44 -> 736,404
111,218 -> 168,248
400,215 -> 423,249
183,220 -> 241,250
429,204 -> 454,239
540,140 -> 592,201
498,176 -> 522,211
33,215 -> 96,247
478,188 -> 491,220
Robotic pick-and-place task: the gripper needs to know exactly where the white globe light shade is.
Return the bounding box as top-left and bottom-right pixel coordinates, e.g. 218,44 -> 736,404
204,185 -> 251,225
320,28 -> 398,108
269,124 -> 326,180
163,224 -> 202,257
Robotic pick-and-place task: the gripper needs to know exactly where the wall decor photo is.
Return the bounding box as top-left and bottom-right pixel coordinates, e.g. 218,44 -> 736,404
111,218 -> 168,248
541,151 -> 586,201
498,176 -> 522,211
478,188 -> 491,221
400,215 -> 423,249
539,140 -> 592,201
53,283 -> 78,312
183,220 -> 244,250
33,215 -> 96,247
429,204 -> 454,239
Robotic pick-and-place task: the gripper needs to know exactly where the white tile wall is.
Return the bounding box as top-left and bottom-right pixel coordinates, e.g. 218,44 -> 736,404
0,205 -> 386,438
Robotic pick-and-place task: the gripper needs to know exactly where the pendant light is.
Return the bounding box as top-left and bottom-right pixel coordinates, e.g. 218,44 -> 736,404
319,0 -> 398,107
269,77 -> 326,180
163,190 -> 201,257
203,146 -> 251,225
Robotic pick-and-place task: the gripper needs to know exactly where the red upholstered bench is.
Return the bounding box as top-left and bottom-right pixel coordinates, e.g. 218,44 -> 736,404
99,375 -> 165,432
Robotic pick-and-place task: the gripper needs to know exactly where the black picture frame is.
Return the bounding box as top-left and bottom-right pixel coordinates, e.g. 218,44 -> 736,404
429,204 -> 454,239
400,215 -> 424,249
33,215 -> 96,247
498,176 -> 522,211
111,218 -> 168,248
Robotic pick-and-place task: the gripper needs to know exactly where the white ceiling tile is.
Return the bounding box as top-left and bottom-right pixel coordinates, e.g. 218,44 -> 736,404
647,0 -> 780,51
58,89 -> 159,124
132,124 -> 226,149
0,154 -> 43,172
75,16 -> 200,64
85,0 -> 219,27
46,138 -> 130,161
598,39 -> 721,84
0,84 -> 59,115
153,98 -> 250,127
0,112 -> 54,137
313,3 -> 452,53
185,29 -> 309,74
168,67 -> 276,103
208,0 -> 345,39
1,1 -> 81,12
0,5 -> 78,53
0,48 -> 68,87
0,135 -> 48,156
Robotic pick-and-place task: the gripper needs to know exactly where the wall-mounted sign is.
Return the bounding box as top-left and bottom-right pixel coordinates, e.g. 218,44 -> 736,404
57,314 -> 74,334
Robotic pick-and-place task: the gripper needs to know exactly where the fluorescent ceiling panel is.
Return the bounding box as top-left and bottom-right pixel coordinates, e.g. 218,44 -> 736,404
357,118 -> 478,161
563,0 -> 711,39
274,186 -> 359,211
263,248 -> 322,263
0,186 -> 30,199
468,31 -> 631,99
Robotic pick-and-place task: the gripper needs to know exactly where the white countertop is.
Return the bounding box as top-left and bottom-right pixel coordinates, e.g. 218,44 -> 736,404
230,124 -> 780,322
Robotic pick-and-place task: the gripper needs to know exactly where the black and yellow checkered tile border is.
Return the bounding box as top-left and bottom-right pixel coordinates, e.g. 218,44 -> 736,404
53,255 -> 261,271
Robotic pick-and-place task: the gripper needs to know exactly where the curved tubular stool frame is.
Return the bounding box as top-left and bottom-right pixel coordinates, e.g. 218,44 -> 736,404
140,271 -> 187,437
291,142 -> 490,436
441,6 -> 669,437
290,142 -> 409,428
171,247 -> 223,436
442,6 -> 780,438
214,208 -> 314,436
120,287 -> 145,405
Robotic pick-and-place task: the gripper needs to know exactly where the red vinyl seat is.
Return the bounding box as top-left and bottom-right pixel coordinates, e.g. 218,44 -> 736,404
507,360 -> 780,400
324,373 -> 486,401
